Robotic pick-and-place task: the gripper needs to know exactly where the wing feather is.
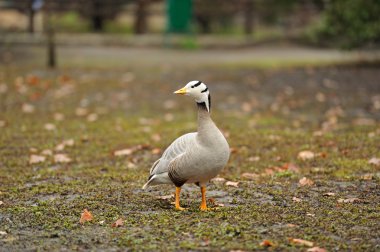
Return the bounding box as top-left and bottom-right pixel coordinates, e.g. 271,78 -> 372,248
150,132 -> 196,175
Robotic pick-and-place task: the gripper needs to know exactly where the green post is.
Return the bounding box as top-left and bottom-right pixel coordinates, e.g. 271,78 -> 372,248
167,0 -> 192,33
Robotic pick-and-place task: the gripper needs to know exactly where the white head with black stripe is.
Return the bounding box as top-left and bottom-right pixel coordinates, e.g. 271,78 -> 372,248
174,80 -> 211,112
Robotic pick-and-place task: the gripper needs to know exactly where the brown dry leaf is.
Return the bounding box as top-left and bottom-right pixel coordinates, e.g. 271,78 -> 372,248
260,240 -> 274,247
361,173 -> 374,180
29,155 -> 46,164
299,177 -> 314,187
292,197 -> 302,202
111,218 -> 124,228
22,103 -> 35,113
151,134 -> 161,142
225,181 -> 239,187
114,148 -> 134,156
241,172 -> 259,180
156,195 -> 174,200
307,247 -> 327,252
211,177 -> 226,183
41,149 -> 53,156
282,163 -> 300,173
151,148 -> 161,155
286,223 -> 297,228
0,120 -> 5,128
75,107 -> 88,116
26,75 -> 40,86
368,157 -> 380,166
0,83 -> 8,94
114,145 -> 149,157
289,238 -> 314,247
298,151 -> 315,160
54,154 -> 72,163
87,113 -> 98,122
79,209 -> 93,224
323,192 -> 336,197
44,123 -> 56,131
337,198 -> 361,203
247,156 -> 260,162
53,113 -> 65,121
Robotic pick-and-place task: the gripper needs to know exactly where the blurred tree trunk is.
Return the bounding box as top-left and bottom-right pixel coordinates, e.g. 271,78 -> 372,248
244,0 -> 254,36
91,0 -> 104,31
45,1 -> 56,68
134,0 -> 148,34
28,4 -> 35,34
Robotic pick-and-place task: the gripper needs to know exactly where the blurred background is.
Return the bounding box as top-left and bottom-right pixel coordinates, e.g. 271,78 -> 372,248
1,1 -> 380,251
0,0 -> 380,68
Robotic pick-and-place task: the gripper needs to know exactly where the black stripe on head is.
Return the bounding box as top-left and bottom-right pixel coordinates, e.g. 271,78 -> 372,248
201,87 -> 208,93
191,81 -> 202,88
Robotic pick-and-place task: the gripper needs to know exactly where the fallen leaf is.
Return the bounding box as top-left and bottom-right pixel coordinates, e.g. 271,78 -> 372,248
0,231 -> 7,236
241,172 -> 259,180
87,113 -> 98,122
26,75 -> 40,86
0,200 -> 3,206
151,148 -> 161,155
79,209 -> 93,224
260,240 -> 274,247
156,195 -> 174,200
63,139 -> 75,146
286,223 -> 297,228
29,147 -> 38,153
41,149 -> 53,156
53,113 -> 65,121
22,103 -> 35,113
337,198 -> 361,203
54,154 -> 72,163
211,177 -> 226,183
299,177 -> 314,187
282,163 -> 300,173
225,181 -> 239,187
361,173 -> 374,180
307,247 -> 327,252
0,120 -> 5,128
298,151 -> 315,160
0,83 -> 8,94
323,192 -> 336,197
289,238 -> 314,247
353,118 -> 376,126
29,155 -> 46,164
151,133 -> 161,142
75,107 -> 88,116
111,218 -> 124,228
247,156 -> 260,162
99,220 -> 105,225
44,123 -> 56,131
368,157 -> 380,166
114,148 -> 134,156
292,197 -> 302,202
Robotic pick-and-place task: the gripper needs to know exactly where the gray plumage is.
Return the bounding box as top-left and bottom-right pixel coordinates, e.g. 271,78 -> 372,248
142,81 -> 230,189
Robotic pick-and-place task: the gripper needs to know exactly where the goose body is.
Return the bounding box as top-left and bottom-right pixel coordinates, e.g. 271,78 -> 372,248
142,81 -> 230,210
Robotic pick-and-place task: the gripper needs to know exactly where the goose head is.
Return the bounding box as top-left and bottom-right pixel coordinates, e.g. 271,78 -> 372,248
174,80 -> 211,112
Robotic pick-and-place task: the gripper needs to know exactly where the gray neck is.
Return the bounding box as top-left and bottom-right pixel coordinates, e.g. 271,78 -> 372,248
197,102 -> 215,141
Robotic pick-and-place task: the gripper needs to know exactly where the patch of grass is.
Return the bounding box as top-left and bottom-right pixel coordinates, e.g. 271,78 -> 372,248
0,65 -> 379,251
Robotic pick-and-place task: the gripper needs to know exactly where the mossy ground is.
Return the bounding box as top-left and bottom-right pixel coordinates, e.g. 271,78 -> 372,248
0,63 -> 379,251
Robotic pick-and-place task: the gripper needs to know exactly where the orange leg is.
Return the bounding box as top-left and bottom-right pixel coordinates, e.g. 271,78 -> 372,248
200,186 -> 209,211
175,187 -> 186,211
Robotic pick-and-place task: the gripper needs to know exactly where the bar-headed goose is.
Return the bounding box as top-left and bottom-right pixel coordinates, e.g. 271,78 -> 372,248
143,80 -> 230,211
